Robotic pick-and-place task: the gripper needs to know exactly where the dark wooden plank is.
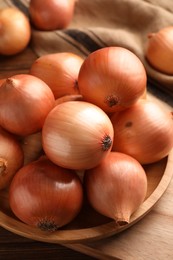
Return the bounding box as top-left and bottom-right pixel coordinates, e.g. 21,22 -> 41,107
0,227 -> 95,260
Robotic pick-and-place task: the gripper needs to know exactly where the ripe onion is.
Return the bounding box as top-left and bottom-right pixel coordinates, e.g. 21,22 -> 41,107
9,156 -> 83,231
145,26 -> 173,74
0,8 -> 31,55
0,127 -> 24,190
0,74 -> 55,136
42,101 -> 114,170
84,152 -> 147,226
111,99 -> 173,164
0,79 -> 5,86
78,47 -> 147,113
30,52 -> 83,99
29,0 -> 76,30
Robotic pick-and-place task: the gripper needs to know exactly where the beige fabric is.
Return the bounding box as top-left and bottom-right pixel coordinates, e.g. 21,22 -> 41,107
1,0 -> 173,95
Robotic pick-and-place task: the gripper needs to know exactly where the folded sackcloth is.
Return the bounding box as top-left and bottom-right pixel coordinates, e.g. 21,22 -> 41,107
1,0 -> 173,97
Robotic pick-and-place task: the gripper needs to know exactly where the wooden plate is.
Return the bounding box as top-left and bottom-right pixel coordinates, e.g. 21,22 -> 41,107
0,148 -> 172,244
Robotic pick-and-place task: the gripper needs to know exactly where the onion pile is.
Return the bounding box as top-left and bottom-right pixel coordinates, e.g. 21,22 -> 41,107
0,47 -> 172,232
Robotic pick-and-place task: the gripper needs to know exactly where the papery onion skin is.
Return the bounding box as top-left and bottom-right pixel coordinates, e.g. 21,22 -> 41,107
78,47 -> 147,113
55,94 -> 83,106
0,8 -> 31,55
0,127 -> 24,190
42,101 -> 114,170
29,0 -> 75,30
30,52 -> 83,99
84,152 -> 147,225
0,74 -> 55,136
19,131 -> 43,165
145,27 -> 173,75
111,99 -> 173,164
9,156 -> 83,231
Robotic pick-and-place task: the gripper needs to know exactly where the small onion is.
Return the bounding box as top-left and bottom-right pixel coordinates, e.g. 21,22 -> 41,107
111,99 -> 173,164
30,52 -> 84,99
145,26 -> 173,75
84,152 -> 147,226
0,8 -> 31,55
29,0 -> 76,30
19,131 -> 43,165
78,47 -> 147,113
0,74 -> 55,136
42,101 -> 114,170
9,156 -> 83,231
0,127 -> 24,190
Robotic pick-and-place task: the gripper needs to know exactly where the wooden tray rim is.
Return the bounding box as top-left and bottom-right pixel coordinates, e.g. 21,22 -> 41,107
0,148 -> 172,244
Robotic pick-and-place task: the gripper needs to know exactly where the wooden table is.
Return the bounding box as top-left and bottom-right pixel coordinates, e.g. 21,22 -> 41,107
0,47 -> 173,260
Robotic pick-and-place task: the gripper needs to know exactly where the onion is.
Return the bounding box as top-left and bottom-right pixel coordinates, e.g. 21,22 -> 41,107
55,94 -> 83,106
0,7 -> 31,55
42,101 -> 114,170
78,47 -> 147,113
145,26 -> 173,74
19,131 -> 43,165
0,79 -> 5,86
111,99 -> 173,164
30,52 -> 83,99
9,156 -> 83,231
29,0 -> 76,30
0,127 -> 24,190
84,152 -> 147,226
0,74 -> 55,136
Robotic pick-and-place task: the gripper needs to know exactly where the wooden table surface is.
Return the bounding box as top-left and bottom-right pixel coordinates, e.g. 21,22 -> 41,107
0,47 -> 173,260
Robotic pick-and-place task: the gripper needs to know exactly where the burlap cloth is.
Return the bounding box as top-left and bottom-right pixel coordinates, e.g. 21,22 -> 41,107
2,0 -> 173,96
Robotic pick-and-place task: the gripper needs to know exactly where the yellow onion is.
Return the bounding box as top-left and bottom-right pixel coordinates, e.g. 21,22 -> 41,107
42,101 -> 114,170
111,99 -> 173,164
0,8 -> 31,55
0,127 -> 24,190
145,26 -> 173,74
9,156 -> 83,231
84,152 -> 147,226
29,0 -> 76,30
78,47 -> 147,113
30,52 -> 84,99
0,74 -> 55,136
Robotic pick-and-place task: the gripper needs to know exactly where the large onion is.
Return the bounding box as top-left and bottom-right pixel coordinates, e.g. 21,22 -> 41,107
9,156 -> 83,231
0,7 -> 31,55
78,47 -> 147,113
42,101 -> 114,170
111,99 -> 173,164
84,152 -> 147,225
0,74 -> 55,136
30,52 -> 83,99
